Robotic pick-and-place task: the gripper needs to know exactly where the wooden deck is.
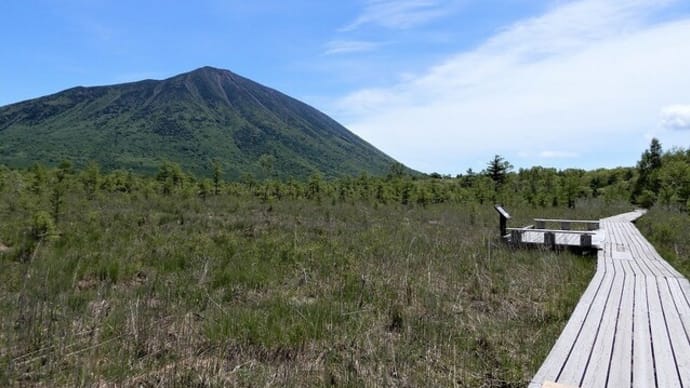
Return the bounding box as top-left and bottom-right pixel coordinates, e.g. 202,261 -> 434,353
529,210 -> 690,388
517,229 -> 605,248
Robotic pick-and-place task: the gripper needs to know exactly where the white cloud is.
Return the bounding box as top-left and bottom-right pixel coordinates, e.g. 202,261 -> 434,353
661,104 -> 690,130
342,0 -> 460,31
324,40 -> 383,55
539,151 -> 579,159
335,0 -> 690,172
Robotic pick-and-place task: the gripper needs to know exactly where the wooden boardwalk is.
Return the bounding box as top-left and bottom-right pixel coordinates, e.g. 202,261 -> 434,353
529,210 -> 690,388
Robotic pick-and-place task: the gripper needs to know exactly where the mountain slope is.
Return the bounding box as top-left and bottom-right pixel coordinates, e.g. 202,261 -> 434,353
0,66 -> 398,178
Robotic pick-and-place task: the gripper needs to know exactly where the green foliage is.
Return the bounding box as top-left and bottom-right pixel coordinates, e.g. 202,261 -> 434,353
258,153 -> 276,179
637,189 -> 657,209
29,162 -> 47,195
485,154 -> 512,187
211,159 -> 222,195
31,210 -> 56,240
387,162 -> 407,179
637,206 -> 690,276
80,161 -> 101,199
632,140 -> 690,208
156,161 -> 186,195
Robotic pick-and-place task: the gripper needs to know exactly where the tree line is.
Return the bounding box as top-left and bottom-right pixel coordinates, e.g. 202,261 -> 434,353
0,139 -> 688,230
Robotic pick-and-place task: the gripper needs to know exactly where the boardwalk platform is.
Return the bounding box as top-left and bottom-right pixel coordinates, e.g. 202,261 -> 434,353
529,210 -> 690,388
516,229 -> 605,249
495,206 -> 602,249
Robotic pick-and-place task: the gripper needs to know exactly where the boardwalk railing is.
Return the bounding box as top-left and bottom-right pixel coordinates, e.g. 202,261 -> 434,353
533,218 -> 600,231
506,227 -> 597,248
495,205 -> 601,249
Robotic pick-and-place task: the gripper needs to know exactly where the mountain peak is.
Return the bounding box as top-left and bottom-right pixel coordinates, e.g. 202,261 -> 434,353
186,66 -> 230,77
193,65 -> 225,73
0,68 -> 398,179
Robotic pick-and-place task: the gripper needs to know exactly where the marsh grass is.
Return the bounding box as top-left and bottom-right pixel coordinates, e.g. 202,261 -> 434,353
0,188 -> 630,386
636,205 -> 690,278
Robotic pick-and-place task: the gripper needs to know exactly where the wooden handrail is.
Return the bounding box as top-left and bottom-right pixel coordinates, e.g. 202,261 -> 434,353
533,218 -> 599,224
533,218 -> 599,231
506,228 -> 597,235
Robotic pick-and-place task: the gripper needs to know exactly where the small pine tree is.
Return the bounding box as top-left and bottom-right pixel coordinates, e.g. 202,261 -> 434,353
387,162 -> 406,180
81,161 -> 101,199
633,138 -> 663,206
486,155 -> 512,187
212,159 -> 222,195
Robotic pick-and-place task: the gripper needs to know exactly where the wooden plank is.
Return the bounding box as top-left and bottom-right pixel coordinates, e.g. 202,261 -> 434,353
506,228 -> 597,235
522,231 -> 542,244
518,231 -> 592,247
631,230 -> 682,278
555,257 -> 617,385
672,278 -> 690,313
541,381 -> 579,388
580,258 -> 627,387
626,222 -> 679,278
602,259 -> 635,387
632,270 -> 656,388
630,255 -> 656,280
623,225 -> 672,277
658,278 -> 690,384
612,223 -> 657,278
534,218 -> 599,224
645,276 -> 682,388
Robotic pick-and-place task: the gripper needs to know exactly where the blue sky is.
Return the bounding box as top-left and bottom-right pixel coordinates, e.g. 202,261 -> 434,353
2,0 -> 690,174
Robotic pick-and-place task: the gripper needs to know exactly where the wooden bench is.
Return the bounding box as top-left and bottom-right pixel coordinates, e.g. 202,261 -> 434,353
533,218 -> 600,231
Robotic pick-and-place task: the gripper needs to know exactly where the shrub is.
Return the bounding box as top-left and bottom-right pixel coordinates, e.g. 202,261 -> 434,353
31,210 -> 57,240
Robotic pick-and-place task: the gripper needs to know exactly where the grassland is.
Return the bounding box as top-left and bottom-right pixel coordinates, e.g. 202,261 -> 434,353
0,170 -> 644,387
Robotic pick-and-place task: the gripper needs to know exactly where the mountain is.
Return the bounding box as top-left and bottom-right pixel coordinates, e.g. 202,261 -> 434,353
0,66 -> 399,179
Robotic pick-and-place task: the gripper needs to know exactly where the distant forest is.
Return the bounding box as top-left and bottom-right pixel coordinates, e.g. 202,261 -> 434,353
1,138 -> 687,218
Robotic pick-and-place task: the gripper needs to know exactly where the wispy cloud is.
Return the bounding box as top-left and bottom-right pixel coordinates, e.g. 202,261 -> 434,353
335,0 -> 690,172
324,40 -> 384,55
539,151 -> 579,159
661,104 -> 690,130
342,0 -> 461,31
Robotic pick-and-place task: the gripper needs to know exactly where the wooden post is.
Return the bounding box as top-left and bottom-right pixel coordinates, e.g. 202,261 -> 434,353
494,205 -> 511,238
580,234 -> 592,248
511,230 -> 522,245
544,231 -> 556,249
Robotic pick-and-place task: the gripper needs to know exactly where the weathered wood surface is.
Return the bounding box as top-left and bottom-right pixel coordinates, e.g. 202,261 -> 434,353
534,218 -> 600,231
529,210 -> 690,388
533,218 -> 601,223
513,228 -> 604,248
